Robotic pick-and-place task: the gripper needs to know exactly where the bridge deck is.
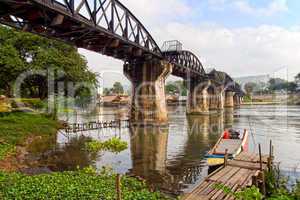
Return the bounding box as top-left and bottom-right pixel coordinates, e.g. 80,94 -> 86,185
183,152 -> 269,200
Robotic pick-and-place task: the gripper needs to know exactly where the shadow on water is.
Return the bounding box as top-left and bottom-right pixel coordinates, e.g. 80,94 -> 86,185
25,135 -> 96,172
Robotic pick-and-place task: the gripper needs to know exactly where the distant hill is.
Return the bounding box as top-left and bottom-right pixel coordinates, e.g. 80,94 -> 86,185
234,75 -> 270,86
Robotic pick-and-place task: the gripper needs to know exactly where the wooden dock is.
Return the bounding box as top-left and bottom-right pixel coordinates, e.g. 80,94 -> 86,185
183,152 -> 271,200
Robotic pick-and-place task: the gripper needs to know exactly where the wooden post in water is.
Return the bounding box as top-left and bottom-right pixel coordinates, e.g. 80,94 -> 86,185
258,144 -> 263,171
116,174 -> 122,200
224,149 -> 228,167
268,140 -> 273,171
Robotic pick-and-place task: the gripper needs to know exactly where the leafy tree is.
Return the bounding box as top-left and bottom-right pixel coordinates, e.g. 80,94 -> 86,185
165,80 -> 187,96
268,78 -> 296,92
295,73 -> 300,83
244,82 -> 257,95
287,82 -> 297,92
165,82 -> 179,95
0,25 -> 97,99
103,88 -> 112,96
112,82 -> 124,94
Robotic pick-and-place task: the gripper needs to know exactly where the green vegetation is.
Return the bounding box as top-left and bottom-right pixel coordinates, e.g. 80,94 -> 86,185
165,80 -> 187,96
0,25 -> 97,99
103,82 -> 125,95
243,74 -> 300,97
215,184 -> 263,200
0,167 -> 169,200
216,166 -> 300,200
12,98 -> 46,110
86,137 -> 128,154
0,112 -> 60,160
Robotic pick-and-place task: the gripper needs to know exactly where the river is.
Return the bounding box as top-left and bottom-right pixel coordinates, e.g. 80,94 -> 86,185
24,104 -> 300,195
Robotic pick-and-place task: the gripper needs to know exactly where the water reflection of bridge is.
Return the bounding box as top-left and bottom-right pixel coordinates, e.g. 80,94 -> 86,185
129,108 -> 234,194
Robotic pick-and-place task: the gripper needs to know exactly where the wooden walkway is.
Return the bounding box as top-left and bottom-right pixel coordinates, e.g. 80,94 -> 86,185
64,119 -> 130,133
183,152 -> 271,200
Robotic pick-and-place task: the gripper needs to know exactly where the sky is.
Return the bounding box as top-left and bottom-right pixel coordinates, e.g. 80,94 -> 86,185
78,0 -> 300,87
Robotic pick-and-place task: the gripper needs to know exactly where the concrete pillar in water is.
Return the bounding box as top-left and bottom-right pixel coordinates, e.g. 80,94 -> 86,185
208,86 -> 217,112
209,113 -> 224,134
124,59 -> 172,126
187,115 -> 210,138
209,86 -> 224,112
130,126 -> 168,179
217,89 -> 225,111
233,94 -> 241,107
225,91 -> 235,108
224,107 -> 234,129
187,79 -> 210,115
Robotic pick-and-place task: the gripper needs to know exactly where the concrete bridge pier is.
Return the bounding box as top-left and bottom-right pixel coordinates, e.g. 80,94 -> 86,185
234,94 -> 242,107
209,86 -> 224,113
187,79 -> 210,115
224,91 -> 235,108
124,59 -> 172,126
217,90 -> 225,111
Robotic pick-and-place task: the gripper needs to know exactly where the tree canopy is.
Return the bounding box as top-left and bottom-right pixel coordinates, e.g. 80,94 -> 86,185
244,82 -> 257,95
112,82 -> 124,95
165,80 -> 187,96
296,73 -> 300,83
0,25 -> 97,99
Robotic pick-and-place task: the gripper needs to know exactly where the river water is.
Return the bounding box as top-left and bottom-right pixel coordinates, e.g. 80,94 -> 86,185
24,105 -> 300,195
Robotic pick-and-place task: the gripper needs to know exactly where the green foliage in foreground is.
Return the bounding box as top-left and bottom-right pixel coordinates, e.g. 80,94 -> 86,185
0,168 -> 169,200
214,184 -> 263,200
0,112 -> 60,160
86,137 -> 128,154
215,166 -> 300,200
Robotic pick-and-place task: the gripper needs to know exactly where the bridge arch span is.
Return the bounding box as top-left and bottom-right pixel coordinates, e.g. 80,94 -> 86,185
163,50 -> 206,78
0,0 -> 162,60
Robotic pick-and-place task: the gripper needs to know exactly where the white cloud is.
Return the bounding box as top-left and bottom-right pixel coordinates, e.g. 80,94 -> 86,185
153,23 -> 300,79
120,0 -> 191,26
79,0 -> 300,87
233,0 -> 288,17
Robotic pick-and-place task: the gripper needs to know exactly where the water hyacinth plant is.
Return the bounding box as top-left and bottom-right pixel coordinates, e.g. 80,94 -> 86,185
85,137 -> 128,154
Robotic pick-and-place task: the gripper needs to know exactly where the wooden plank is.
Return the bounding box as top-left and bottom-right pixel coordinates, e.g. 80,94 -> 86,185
208,166 -> 234,182
184,152 -> 269,200
228,160 -> 267,170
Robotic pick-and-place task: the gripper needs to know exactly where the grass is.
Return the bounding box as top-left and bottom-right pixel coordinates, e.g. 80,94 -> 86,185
0,112 -> 60,160
0,168 -> 170,200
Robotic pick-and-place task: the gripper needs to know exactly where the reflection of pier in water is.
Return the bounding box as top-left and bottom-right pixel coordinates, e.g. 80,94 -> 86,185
129,109 -> 234,194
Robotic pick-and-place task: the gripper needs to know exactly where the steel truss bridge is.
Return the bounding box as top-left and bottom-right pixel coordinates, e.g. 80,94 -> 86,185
0,0 -> 205,78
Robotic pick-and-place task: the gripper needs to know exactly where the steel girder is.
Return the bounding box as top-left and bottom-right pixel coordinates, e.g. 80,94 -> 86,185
163,50 -> 206,78
0,0 -> 206,78
0,0 -> 162,60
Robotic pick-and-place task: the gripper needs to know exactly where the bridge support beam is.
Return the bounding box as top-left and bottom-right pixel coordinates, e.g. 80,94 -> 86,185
124,59 -> 172,126
234,94 -> 242,107
224,91 -> 235,108
209,88 -> 224,113
187,79 -> 210,115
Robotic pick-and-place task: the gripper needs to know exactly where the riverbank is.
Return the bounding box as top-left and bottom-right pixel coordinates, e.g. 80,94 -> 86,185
0,113 -> 61,163
0,112 -> 169,199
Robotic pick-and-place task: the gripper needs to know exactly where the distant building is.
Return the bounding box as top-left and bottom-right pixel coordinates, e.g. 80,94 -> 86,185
100,95 -> 130,106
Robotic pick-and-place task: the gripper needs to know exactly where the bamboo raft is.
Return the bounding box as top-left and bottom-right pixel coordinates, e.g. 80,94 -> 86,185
64,119 -> 130,133
183,150 -> 272,200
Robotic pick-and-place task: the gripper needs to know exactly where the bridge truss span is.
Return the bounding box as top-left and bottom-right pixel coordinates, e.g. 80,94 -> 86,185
0,0 -> 162,60
0,0 -> 206,78
163,50 -> 206,78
